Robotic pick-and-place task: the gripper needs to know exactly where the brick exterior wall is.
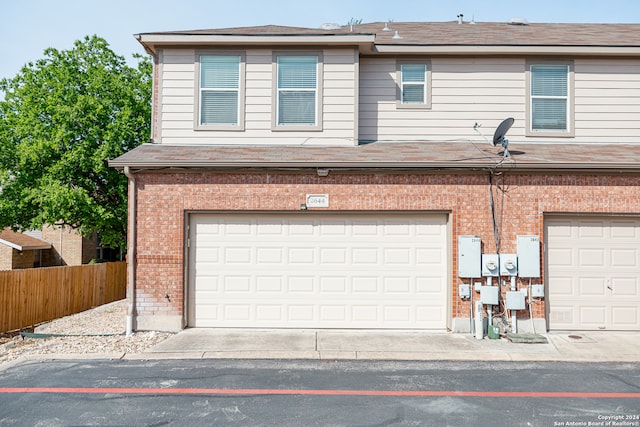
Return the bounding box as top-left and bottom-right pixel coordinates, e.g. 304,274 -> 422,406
11,248 -> 37,269
132,170 -> 640,330
0,245 -> 13,270
41,225 -> 96,266
0,245 -> 39,270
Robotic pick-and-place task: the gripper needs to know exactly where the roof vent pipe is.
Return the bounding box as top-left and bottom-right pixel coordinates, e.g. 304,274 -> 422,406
457,14 -> 464,24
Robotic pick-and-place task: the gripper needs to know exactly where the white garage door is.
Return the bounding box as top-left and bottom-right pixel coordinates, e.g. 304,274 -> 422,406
188,213 -> 448,329
546,217 -> 640,331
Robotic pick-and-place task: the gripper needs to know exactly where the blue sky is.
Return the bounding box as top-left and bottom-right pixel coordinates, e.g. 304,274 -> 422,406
2,0 -> 640,81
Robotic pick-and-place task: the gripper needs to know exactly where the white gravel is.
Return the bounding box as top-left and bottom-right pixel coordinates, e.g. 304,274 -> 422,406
0,300 -> 173,367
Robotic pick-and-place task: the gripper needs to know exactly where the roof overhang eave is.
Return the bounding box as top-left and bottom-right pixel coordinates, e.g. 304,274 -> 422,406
373,44 -> 640,56
109,160 -> 640,173
0,238 -> 51,251
136,33 -> 377,53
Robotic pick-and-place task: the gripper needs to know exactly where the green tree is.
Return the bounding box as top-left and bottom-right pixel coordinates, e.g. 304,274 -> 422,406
0,35 -> 151,251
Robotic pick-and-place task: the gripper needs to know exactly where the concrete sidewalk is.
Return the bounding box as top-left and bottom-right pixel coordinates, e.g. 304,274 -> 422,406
131,329 -> 640,363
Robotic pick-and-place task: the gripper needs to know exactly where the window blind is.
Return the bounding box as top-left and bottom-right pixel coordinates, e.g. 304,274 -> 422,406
531,65 -> 568,131
401,64 -> 426,104
277,56 -> 317,125
200,55 -> 240,125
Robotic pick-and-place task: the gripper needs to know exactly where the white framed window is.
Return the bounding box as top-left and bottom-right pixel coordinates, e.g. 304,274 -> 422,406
396,60 -> 432,109
195,52 -> 245,130
273,53 -> 322,130
527,61 -> 574,136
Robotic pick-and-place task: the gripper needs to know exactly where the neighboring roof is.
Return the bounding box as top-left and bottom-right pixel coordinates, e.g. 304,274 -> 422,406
0,229 -> 52,251
108,142 -> 640,173
136,21 -> 640,56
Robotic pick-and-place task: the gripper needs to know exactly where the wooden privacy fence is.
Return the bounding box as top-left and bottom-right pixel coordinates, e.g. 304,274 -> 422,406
0,261 -> 126,333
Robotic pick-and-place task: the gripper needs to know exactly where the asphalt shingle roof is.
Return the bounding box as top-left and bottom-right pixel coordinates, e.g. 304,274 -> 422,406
141,21 -> 640,47
109,141 -> 640,172
0,229 -> 51,251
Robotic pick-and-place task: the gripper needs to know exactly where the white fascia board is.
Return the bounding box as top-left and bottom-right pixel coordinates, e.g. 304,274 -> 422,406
21,244 -> 52,250
0,238 -> 22,251
138,34 -> 375,50
0,238 -> 51,251
373,45 -> 640,56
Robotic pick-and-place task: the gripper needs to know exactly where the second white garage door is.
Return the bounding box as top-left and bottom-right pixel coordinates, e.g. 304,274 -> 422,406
188,213 -> 448,329
546,217 -> 640,331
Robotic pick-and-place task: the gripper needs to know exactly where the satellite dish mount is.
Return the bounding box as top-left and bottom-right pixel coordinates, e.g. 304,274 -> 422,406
492,117 -> 514,158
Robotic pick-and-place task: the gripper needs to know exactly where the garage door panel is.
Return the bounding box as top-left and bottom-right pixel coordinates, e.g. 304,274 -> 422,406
319,247 -> 347,264
224,247 -> 251,263
549,248 -> 573,266
548,277 -> 574,296
611,221 -> 638,238
352,248 -> 377,264
549,305 -> 574,326
579,277 -> 606,296
580,306 -> 606,326
547,221 -> 572,237
611,249 -> 637,268
417,248 -> 444,265
383,248 -> 411,264
547,217 -> 640,331
416,277 -> 444,294
289,305 -> 314,321
256,222 -> 284,235
225,221 -> 252,235
256,305 -> 282,321
579,249 -> 605,267
256,276 -> 283,292
189,213 -> 448,329
611,306 -> 639,327
320,277 -> 347,293
353,276 -> 378,293
578,221 -> 606,238
611,278 -> 638,296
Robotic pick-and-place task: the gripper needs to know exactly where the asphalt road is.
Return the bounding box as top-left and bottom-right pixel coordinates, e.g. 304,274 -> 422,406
1,359 -> 639,426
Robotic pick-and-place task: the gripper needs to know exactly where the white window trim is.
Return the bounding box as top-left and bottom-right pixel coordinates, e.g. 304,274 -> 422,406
525,60 -> 574,137
271,51 -> 323,131
194,51 -> 246,131
396,59 -> 432,109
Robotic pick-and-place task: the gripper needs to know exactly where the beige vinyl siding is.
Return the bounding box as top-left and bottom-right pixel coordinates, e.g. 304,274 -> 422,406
359,58 -> 525,142
359,57 -> 640,143
573,59 -> 640,142
157,48 -> 357,146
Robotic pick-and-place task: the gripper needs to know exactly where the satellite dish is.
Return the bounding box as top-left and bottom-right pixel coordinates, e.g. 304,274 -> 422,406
492,117 -> 514,158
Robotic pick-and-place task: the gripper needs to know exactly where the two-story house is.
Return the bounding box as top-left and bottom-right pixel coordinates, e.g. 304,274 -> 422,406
110,20 -> 640,335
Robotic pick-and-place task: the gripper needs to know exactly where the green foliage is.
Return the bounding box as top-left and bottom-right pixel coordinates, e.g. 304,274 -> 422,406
0,35 -> 151,251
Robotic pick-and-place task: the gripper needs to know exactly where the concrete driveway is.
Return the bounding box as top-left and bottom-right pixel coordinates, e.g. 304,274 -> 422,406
135,329 -> 640,362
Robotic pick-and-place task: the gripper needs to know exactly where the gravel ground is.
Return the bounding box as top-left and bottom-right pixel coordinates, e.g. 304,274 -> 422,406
0,300 -> 173,367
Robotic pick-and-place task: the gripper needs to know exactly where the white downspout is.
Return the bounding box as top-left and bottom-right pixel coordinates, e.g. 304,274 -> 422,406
123,166 -> 136,336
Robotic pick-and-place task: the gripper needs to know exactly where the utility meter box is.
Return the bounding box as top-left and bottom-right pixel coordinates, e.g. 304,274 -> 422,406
480,286 -> 500,305
459,284 -> 471,299
531,284 -> 545,298
506,291 -> 526,310
458,236 -> 481,278
481,254 -> 500,277
517,235 -> 541,278
499,254 -> 518,276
